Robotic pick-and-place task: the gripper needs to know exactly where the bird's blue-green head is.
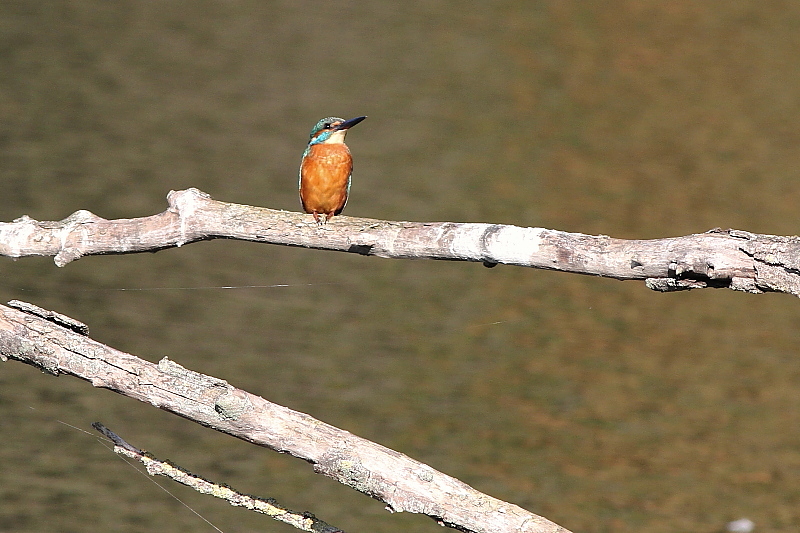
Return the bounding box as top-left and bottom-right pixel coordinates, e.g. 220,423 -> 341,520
307,116 -> 367,146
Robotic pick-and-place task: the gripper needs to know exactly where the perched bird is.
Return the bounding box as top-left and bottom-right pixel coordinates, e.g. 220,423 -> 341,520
299,115 -> 366,224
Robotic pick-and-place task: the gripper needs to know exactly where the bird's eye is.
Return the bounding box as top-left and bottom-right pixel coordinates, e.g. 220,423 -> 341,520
324,122 -> 333,129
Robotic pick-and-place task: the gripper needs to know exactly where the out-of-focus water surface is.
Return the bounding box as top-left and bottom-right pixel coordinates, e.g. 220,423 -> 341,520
2,3 -> 799,532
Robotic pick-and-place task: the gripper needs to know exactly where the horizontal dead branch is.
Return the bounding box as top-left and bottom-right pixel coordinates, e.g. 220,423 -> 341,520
2,188 -> 800,296
0,300 -> 570,533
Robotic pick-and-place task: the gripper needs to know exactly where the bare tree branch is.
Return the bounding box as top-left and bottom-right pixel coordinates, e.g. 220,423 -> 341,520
0,301 -> 571,533
92,422 -> 345,533
2,188 -> 800,297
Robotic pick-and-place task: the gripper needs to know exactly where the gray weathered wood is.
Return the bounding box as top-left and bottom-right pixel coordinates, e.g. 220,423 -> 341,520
0,302 -> 570,533
1,188 -> 798,297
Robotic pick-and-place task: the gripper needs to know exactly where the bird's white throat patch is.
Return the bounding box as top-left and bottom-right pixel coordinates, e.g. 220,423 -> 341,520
321,129 -> 348,144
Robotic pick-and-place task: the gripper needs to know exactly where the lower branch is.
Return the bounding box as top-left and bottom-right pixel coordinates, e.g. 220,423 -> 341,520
0,301 -> 570,533
92,423 -> 344,533
1,188 -> 799,296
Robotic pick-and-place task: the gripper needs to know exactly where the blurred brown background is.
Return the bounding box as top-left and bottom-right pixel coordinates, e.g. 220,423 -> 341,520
1,2 -> 799,532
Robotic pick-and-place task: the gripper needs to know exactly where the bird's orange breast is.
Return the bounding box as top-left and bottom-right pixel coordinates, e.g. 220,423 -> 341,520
299,143 -> 353,217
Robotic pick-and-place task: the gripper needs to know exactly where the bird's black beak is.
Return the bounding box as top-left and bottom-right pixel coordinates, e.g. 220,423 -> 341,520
335,116 -> 367,130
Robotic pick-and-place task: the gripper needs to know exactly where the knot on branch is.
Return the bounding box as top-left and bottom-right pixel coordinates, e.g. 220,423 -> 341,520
166,188 -> 213,247
167,188 -> 212,215
315,448 -> 378,496
53,209 -> 105,266
214,389 -> 253,420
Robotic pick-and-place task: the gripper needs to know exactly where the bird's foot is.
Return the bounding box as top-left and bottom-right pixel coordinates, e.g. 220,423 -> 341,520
312,211 -> 331,227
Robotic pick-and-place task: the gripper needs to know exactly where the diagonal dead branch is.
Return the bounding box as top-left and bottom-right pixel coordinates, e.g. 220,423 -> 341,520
0,301 -> 571,533
2,188 -> 800,297
92,422 -> 344,533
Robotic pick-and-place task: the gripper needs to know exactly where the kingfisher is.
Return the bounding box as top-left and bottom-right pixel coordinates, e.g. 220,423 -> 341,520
299,115 -> 366,224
